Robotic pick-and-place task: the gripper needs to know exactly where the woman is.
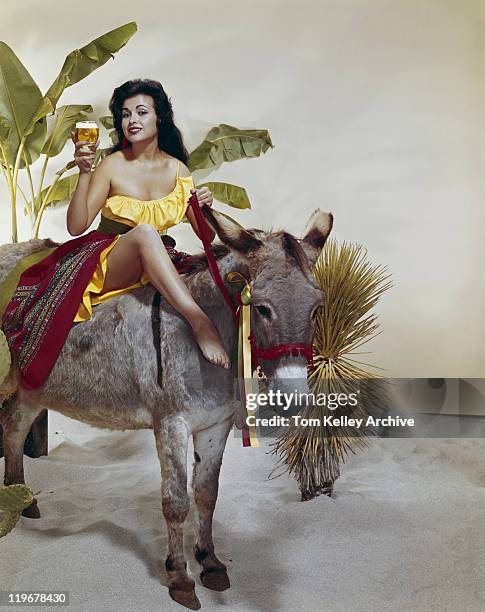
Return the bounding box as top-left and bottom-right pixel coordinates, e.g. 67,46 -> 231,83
2,79 -> 230,390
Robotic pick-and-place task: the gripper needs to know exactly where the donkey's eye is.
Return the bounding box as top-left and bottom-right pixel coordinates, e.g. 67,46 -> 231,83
256,305 -> 272,319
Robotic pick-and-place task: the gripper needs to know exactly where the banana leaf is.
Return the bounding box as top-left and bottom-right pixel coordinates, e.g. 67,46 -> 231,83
27,22 -> 137,131
56,160 -> 78,174
99,116 -> 118,145
195,181 -> 251,209
95,146 -> 113,163
55,146 -> 112,175
188,124 -> 273,171
99,115 -> 114,129
0,42 -> 47,167
0,115 -> 11,141
108,130 -> 119,146
32,173 -> 79,213
42,104 -> 93,158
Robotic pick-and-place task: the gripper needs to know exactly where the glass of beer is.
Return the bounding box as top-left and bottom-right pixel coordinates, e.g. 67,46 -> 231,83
75,121 -> 99,144
75,121 -> 99,167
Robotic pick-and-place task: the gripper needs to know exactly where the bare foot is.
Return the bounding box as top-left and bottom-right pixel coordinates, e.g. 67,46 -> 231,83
191,319 -> 231,369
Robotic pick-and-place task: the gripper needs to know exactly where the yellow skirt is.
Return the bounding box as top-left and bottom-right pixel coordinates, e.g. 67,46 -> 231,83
73,234 -> 151,323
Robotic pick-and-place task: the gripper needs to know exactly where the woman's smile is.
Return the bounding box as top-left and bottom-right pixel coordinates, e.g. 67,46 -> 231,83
121,94 -> 158,142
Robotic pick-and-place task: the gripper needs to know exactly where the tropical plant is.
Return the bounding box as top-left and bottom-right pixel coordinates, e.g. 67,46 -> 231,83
0,22 -> 137,242
270,240 -> 393,500
187,123 -> 273,208
99,116 -> 274,218
34,118 -> 273,235
0,484 -> 34,537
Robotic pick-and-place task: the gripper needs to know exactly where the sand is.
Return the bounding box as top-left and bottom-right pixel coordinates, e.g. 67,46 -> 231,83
1,413 -> 484,612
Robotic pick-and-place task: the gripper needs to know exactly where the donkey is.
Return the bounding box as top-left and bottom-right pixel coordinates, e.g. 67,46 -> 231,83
0,207 -> 333,610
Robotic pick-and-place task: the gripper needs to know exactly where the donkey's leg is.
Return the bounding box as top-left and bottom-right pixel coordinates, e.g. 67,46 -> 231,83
0,395 -> 43,518
153,418 -> 200,610
192,417 -> 232,592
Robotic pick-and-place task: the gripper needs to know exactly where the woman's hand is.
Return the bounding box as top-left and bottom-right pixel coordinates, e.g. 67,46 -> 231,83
187,187 -> 216,241
71,132 -> 100,174
191,186 -> 213,207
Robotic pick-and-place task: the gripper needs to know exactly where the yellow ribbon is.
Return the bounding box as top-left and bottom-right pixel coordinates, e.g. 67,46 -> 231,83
226,272 -> 259,447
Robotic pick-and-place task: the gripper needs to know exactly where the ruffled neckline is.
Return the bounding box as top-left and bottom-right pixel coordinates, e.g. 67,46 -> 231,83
105,175 -> 193,205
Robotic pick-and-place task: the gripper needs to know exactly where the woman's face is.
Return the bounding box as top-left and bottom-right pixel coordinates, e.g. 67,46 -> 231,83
121,94 -> 158,145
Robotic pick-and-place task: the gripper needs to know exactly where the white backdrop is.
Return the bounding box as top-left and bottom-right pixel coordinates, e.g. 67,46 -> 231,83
1,0 -> 484,377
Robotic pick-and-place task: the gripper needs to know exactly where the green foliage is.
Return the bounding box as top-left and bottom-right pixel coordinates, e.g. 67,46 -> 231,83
187,123 -> 273,214
42,105 -> 93,158
186,124 -> 273,216
0,484 -> 34,538
99,115 -> 118,145
188,124 -> 273,171
28,23 -> 137,128
0,115 -> 11,141
99,116 -> 114,129
196,182 -> 250,209
0,329 -> 10,387
0,23 -> 137,241
31,175 -> 79,214
0,42 -> 46,168
0,22 -> 273,241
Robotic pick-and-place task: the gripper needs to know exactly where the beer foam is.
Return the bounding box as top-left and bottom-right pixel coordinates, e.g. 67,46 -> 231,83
75,121 -> 97,128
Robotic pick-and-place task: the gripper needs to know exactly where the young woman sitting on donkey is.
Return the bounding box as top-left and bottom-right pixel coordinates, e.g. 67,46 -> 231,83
2,78 -> 231,391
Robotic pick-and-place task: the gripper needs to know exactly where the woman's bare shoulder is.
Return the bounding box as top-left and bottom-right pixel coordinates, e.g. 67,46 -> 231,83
95,150 -> 123,174
159,154 -> 190,176
94,152 -> 126,194
104,150 -> 126,167
177,159 -> 191,177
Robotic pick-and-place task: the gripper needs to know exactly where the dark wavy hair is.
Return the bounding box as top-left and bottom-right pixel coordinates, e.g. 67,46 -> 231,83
108,79 -> 189,164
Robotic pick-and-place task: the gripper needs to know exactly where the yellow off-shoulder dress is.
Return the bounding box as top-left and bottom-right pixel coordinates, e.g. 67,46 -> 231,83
73,162 -> 194,323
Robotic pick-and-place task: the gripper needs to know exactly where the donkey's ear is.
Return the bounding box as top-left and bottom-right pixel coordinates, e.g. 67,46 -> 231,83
202,207 -> 263,254
301,209 -> 333,264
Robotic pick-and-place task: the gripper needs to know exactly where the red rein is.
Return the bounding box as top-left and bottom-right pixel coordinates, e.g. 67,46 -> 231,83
187,191 -> 315,373
188,191 -> 236,316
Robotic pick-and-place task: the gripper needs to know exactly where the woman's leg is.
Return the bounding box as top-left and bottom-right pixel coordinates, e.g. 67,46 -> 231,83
101,224 -> 230,369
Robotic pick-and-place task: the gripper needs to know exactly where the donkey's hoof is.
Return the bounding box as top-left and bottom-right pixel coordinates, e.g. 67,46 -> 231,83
169,585 -> 201,610
200,567 -> 231,591
22,498 -> 41,519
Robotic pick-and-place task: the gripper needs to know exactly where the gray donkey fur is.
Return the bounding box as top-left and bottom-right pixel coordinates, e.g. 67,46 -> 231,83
0,207 -> 333,610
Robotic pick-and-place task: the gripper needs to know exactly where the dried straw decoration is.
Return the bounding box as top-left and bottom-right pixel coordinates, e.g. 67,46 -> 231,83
270,239 -> 392,500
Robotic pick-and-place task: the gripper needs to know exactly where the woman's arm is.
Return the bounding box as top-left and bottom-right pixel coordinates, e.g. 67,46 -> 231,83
178,162 -> 216,242
66,137 -> 113,236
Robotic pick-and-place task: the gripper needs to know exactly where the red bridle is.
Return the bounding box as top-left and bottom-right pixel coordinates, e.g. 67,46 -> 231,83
188,191 -> 315,373
248,335 -> 314,372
